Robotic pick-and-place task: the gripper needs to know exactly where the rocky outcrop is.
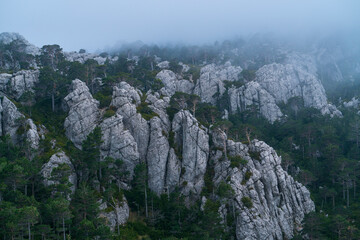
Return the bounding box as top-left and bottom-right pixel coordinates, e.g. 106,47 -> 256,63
41,151 -> 77,194
211,130 -> 315,240
172,110 -> 209,196
0,32 -> 39,70
111,82 -> 149,159
0,32 -> 40,56
64,79 -> 100,149
64,51 -> 116,65
25,119 -> 41,150
228,57 -> 342,122
343,97 -> 360,109
0,96 -> 24,143
156,70 -> 194,97
0,96 -> 43,148
146,116 -> 172,194
100,114 -> 139,179
99,196 -> 130,231
157,61 -> 169,69
228,81 -> 284,123
0,70 -> 39,99
194,61 -> 243,104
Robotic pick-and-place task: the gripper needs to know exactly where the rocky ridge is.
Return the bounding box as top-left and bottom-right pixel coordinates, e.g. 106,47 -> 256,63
64,79 -> 100,149
0,70 -> 39,99
156,56 -> 341,123
211,130 -> 315,239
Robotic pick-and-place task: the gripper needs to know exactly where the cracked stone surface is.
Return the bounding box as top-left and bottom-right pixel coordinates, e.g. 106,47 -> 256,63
194,61 -> 243,104
156,70 -> 194,97
64,79 -> 100,149
172,110 -> 209,196
100,113 -> 139,180
111,82 -> 149,160
0,70 -> 39,99
211,129 -> 315,240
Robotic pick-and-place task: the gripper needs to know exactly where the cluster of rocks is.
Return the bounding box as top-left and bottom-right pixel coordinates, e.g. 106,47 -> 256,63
0,70 -> 39,99
156,56 -> 342,123
0,32 -> 40,56
210,130 -> 315,239
64,51 -> 118,65
60,79 -> 315,236
0,96 -> 43,147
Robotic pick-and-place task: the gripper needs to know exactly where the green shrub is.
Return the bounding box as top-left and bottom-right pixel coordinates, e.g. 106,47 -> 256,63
241,171 -> 253,185
248,150 -> 261,160
241,197 -> 253,208
136,102 -> 159,120
94,91 -> 112,108
229,155 -> 248,168
103,109 -> 116,118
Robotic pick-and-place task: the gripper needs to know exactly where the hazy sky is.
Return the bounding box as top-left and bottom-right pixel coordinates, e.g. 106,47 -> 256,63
0,0 -> 359,52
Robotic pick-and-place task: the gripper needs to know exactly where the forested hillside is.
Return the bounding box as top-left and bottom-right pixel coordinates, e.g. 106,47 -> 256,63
1,32 -> 360,239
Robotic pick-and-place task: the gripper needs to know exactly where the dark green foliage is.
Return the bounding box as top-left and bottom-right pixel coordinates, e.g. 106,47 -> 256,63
242,171 -> 253,185
241,197 -> 253,208
93,86 -> 113,108
136,101 -> 159,120
248,150 -> 261,160
241,69 -> 256,81
103,108 -> 116,118
229,155 -> 248,168
169,61 -> 183,74
217,181 -> 234,198
0,38 -> 36,70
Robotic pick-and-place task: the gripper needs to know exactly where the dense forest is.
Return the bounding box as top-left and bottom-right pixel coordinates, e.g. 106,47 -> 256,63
1,34 -> 360,239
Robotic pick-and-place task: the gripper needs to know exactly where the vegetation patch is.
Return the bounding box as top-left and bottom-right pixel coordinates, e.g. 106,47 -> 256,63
229,155 -> 248,168
242,171 -> 253,185
248,150 -> 261,161
241,197 -> 253,208
136,101 -> 159,120
103,108 -> 116,118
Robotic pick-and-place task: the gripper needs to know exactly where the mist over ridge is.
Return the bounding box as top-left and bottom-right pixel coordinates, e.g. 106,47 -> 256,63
1,0 -> 359,52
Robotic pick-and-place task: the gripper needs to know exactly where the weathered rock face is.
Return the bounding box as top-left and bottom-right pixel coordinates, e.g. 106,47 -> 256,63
0,32 -> 40,56
172,110 -> 209,196
228,81 -> 284,123
194,61 -> 243,104
156,70 -> 194,96
100,114 -> 139,179
146,116 -> 171,194
211,131 -> 315,240
0,70 -> 39,99
64,79 -> 100,149
25,119 -> 41,150
0,96 -> 43,148
0,96 -> 24,143
41,151 -> 77,194
99,196 -> 130,231
227,56 -> 342,122
0,32 -> 39,70
111,82 -> 149,160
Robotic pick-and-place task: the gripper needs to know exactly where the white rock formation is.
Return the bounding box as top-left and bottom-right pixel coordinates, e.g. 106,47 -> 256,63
156,70 -> 194,97
41,151 -> 77,194
194,61 -> 243,104
100,113 -> 140,179
211,129 -> 315,240
64,79 -> 100,149
0,70 -> 39,99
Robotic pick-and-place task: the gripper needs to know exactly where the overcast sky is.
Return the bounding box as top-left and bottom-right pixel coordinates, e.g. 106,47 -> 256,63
0,0 -> 359,52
